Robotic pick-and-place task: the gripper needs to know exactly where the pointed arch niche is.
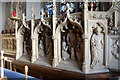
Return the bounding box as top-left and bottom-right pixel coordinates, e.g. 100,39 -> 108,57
55,15 -> 84,72
87,20 -> 109,73
16,22 -> 32,62
32,20 -> 53,67
90,22 -> 106,68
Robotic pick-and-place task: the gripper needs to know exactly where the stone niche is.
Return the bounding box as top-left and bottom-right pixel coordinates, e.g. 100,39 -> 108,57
31,19 -> 53,66
54,14 -> 84,72
16,21 -> 32,62
87,19 -> 109,73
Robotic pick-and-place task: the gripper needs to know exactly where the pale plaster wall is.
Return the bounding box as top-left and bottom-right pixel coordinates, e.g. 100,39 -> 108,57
0,2 -> 7,51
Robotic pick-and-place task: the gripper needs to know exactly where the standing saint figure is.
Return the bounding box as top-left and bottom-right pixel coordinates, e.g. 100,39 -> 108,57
67,29 -> 77,60
39,39 -> 45,57
90,23 -> 104,69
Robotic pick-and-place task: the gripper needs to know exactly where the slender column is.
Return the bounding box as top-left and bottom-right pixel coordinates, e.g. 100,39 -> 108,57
114,1 -> 118,27
52,0 -> 58,67
91,2 -> 94,11
83,0 -> 90,73
31,3 -> 35,40
58,33 -> 61,62
15,20 -> 20,60
115,10 -> 118,27
1,51 -> 4,78
31,3 -> 36,63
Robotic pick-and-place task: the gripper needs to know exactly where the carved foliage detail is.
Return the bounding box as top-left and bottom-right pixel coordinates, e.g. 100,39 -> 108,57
108,27 -> 120,35
111,38 -> 120,60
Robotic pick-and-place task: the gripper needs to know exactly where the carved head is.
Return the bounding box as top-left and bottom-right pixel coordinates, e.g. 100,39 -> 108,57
93,23 -> 104,35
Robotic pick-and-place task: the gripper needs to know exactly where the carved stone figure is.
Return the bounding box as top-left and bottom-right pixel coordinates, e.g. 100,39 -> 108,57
67,29 -> 77,60
111,39 -> 120,60
39,39 -> 45,57
62,37 -> 70,61
76,33 -> 84,61
23,41 -> 27,55
25,30 -> 32,56
45,32 -> 53,63
90,23 -> 104,69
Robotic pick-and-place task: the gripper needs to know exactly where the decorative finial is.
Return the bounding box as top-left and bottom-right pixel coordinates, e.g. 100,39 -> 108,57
41,8 -> 45,19
22,13 -> 30,30
53,0 -> 56,16
32,3 -> 35,19
22,13 -> 25,24
84,0 -> 88,11
66,3 -> 70,16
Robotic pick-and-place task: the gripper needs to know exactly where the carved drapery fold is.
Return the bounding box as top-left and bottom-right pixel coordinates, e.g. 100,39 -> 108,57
90,22 -> 106,69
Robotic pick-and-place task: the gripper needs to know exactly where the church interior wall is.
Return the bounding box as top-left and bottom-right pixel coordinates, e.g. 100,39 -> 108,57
0,2 -> 7,51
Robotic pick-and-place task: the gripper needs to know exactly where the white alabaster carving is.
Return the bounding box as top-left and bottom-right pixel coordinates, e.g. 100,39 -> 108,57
90,23 -> 104,69
23,13 -> 30,30
108,27 -> 120,35
70,48 -> 75,60
66,3 -> 70,17
16,12 -> 31,60
52,0 -> 60,67
31,27 -> 39,62
54,11 -> 83,67
23,41 -> 27,55
87,19 -> 109,73
31,3 -> 37,63
16,24 -> 24,60
62,40 -> 70,61
67,29 -> 76,60
107,36 -> 120,70
38,40 -> 45,57
111,39 -> 120,60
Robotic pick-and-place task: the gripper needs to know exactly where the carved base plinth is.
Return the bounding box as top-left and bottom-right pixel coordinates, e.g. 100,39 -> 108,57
16,53 -> 22,60
52,58 -> 59,67
31,56 -> 37,63
87,66 -> 109,74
